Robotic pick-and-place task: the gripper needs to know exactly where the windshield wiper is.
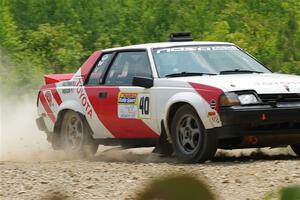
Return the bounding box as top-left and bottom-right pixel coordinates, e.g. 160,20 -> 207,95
165,72 -> 217,78
219,69 -> 264,75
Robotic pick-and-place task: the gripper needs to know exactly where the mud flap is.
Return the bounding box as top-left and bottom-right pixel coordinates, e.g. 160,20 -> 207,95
36,117 -> 47,131
153,121 -> 174,156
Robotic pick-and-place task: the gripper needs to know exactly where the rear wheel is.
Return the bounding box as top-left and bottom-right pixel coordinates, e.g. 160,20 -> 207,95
60,110 -> 98,158
291,144 -> 300,156
171,105 -> 217,163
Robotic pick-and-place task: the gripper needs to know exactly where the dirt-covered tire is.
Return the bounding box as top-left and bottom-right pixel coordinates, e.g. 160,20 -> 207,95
60,110 -> 98,158
291,144 -> 300,156
170,105 -> 217,163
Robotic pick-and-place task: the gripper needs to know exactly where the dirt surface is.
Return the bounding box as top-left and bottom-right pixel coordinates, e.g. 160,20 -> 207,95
0,148 -> 299,200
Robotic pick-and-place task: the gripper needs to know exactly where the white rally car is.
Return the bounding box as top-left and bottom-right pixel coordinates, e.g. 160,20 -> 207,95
36,33 -> 300,163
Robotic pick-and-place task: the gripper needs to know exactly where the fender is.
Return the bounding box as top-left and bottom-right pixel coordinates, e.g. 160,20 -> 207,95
163,91 -> 215,141
51,107 -> 93,150
40,100 -> 85,133
57,99 -> 86,117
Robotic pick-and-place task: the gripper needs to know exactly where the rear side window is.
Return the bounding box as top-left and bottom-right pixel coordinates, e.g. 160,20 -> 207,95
87,53 -> 112,85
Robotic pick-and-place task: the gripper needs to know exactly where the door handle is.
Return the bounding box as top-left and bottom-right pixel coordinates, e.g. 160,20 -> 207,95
99,92 -> 107,99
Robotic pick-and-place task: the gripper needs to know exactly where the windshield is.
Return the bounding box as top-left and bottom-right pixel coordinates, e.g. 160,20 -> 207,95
152,45 -> 271,77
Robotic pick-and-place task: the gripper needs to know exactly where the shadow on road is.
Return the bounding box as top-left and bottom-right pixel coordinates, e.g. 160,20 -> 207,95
90,147 -> 298,164
212,150 -> 298,163
91,147 -> 175,163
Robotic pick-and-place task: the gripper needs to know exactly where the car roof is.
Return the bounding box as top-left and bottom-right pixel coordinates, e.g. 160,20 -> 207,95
102,41 -> 234,52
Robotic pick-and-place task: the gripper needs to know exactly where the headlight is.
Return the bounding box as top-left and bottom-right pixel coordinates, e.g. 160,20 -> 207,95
238,94 -> 259,105
220,93 -> 240,106
220,92 -> 260,107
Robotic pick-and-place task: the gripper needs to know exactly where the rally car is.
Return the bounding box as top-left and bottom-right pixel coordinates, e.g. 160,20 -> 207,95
36,32 -> 300,163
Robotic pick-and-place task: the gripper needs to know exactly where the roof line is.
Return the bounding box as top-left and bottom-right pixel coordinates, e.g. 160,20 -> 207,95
102,41 -> 234,52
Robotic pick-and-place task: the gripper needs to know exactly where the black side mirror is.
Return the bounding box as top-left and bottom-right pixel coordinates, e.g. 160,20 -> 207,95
132,76 -> 154,88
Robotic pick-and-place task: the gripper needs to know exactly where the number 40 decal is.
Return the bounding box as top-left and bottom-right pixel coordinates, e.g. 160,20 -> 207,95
138,94 -> 151,118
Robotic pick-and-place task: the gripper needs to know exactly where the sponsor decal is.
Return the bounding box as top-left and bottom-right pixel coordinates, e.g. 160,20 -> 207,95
209,115 -> 221,124
118,93 -> 151,119
62,88 -> 73,94
255,81 -> 300,86
75,79 -> 93,119
118,93 -> 138,119
118,93 -> 137,104
156,46 -> 238,54
62,81 -> 75,87
98,54 -> 110,66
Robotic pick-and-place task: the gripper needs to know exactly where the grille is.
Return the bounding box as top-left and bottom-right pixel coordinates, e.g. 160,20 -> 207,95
210,100 -> 217,109
258,93 -> 300,103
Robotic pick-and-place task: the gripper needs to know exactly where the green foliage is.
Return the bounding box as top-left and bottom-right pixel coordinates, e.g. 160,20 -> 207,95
0,0 -> 22,52
281,186 -> 300,200
263,185 -> 300,200
137,174 -> 300,200
0,0 -> 300,93
26,23 -> 84,73
137,174 -> 216,200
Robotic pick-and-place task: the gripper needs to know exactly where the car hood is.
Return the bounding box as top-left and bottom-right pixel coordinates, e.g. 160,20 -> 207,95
176,73 -> 300,94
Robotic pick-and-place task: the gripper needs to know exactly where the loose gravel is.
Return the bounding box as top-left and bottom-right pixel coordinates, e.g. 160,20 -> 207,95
0,147 -> 299,200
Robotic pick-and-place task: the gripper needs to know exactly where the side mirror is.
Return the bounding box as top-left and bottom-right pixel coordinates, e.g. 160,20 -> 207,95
132,76 -> 154,88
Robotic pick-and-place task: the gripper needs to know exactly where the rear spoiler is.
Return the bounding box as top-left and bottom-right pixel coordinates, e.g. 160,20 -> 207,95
44,73 -> 74,84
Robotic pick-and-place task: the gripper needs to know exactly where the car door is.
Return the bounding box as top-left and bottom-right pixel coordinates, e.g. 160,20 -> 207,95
83,52 -> 114,139
85,50 -> 159,139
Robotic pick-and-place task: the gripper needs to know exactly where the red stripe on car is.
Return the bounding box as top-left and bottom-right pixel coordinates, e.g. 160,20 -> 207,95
51,88 -> 62,105
85,86 -> 159,138
41,84 -> 62,105
39,92 -> 56,123
189,82 -> 224,112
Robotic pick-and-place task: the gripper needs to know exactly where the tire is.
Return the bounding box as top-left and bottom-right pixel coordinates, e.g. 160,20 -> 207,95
291,144 -> 300,156
60,110 -> 98,158
170,105 -> 217,163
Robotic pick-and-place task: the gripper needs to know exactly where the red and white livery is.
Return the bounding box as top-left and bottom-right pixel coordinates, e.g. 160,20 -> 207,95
36,33 -> 300,163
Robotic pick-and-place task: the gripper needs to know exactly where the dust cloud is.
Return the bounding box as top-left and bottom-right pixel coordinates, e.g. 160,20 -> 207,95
0,94 -> 154,163
0,48 -> 59,162
0,95 -> 59,161
0,94 -> 163,163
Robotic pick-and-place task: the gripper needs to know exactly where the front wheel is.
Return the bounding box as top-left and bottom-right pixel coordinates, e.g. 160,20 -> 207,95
291,144 -> 300,156
60,110 -> 98,158
171,105 -> 217,163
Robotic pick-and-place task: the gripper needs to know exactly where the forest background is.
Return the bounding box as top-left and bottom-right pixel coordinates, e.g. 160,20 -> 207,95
1,0 -> 300,95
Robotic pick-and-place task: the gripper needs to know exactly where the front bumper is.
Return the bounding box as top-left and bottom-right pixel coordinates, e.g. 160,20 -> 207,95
209,105 -> 300,140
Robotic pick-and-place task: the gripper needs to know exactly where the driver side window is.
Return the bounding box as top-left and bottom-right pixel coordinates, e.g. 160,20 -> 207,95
105,51 -> 152,86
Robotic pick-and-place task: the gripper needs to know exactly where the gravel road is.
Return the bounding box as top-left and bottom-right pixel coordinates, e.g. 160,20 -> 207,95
0,147 -> 299,200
